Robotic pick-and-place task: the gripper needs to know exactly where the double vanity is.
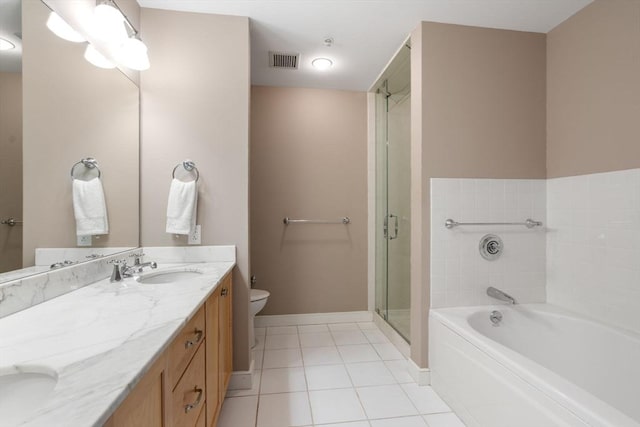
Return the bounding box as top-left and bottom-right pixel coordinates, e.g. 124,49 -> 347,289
0,246 -> 236,427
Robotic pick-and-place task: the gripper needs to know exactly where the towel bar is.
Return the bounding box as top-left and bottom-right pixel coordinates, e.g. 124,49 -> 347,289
283,217 -> 350,225
444,218 -> 543,229
1,218 -> 23,227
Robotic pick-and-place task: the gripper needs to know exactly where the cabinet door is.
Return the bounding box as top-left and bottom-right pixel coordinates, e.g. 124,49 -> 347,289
205,287 -> 221,427
105,355 -> 167,427
219,274 -> 233,399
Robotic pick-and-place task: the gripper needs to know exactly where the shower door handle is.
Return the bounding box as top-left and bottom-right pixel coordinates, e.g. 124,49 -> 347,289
383,215 -> 389,239
389,214 -> 399,240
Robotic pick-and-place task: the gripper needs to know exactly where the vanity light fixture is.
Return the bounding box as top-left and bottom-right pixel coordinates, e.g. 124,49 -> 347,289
95,0 -> 151,70
84,44 -> 116,69
312,57 -> 333,71
118,34 -> 150,70
46,12 -> 86,43
46,1 -> 150,70
93,0 -> 128,43
0,37 -> 15,51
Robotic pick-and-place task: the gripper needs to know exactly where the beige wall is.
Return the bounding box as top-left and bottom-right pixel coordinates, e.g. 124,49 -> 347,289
22,0 -> 139,266
0,72 -> 22,272
250,86 -> 368,315
547,0 -> 640,177
140,8 -> 251,370
411,22 -> 547,367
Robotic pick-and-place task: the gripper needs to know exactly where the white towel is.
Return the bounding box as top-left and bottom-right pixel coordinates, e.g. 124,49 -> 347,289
72,177 -> 109,236
166,178 -> 198,235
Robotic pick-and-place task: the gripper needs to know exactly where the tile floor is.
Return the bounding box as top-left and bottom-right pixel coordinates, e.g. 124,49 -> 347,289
218,321 -> 466,427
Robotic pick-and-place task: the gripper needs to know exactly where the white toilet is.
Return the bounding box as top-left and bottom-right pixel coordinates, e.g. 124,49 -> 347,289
250,288 -> 270,348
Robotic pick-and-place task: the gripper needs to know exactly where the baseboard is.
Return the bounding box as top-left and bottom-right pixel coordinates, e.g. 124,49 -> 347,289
255,311 -> 373,328
408,358 -> 431,386
372,312 -> 410,358
228,359 -> 255,390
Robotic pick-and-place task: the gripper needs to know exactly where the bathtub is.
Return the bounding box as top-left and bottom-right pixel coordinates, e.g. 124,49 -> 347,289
429,304 -> 640,427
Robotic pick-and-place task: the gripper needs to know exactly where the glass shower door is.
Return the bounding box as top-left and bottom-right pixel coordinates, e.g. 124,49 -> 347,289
386,85 -> 411,340
375,69 -> 411,341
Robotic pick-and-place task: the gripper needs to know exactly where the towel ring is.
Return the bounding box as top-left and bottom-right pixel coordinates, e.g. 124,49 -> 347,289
172,160 -> 200,182
70,157 -> 101,180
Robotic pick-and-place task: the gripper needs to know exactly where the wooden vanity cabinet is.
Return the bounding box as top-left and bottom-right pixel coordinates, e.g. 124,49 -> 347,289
205,273 -> 233,427
171,343 -> 206,427
105,272 -> 233,427
167,307 -> 206,390
103,354 -> 167,427
219,274 -> 233,403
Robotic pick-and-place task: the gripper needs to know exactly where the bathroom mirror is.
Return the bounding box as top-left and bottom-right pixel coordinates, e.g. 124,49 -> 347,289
0,0 -> 140,283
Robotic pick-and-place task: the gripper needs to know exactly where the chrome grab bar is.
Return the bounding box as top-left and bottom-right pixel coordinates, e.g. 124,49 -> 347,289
1,218 -> 23,227
445,218 -> 542,229
283,217 -> 350,225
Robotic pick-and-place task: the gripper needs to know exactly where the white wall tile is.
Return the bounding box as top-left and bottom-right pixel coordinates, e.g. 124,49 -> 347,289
430,178 -> 546,308
547,168 -> 640,334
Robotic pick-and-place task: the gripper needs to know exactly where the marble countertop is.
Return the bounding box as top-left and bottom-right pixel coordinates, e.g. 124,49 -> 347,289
0,261 -> 235,427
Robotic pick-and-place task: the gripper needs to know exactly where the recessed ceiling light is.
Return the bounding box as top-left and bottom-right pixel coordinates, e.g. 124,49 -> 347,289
312,57 -> 333,71
0,38 -> 15,51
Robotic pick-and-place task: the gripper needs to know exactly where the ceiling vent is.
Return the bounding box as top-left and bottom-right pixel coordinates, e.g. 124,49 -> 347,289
269,51 -> 299,70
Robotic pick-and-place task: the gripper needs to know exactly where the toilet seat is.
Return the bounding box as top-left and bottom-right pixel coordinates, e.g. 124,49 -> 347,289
251,289 -> 270,302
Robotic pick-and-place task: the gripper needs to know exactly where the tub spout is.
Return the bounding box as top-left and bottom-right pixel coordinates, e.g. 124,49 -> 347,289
487,287 -> 516,304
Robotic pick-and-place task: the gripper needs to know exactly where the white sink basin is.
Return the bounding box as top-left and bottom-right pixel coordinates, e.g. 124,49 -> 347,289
0,370 -> 58,425
136,270 -> 203,284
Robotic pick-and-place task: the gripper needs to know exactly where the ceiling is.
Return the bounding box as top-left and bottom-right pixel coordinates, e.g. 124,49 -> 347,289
149,1 -> 590,91
0,0 -> 22,72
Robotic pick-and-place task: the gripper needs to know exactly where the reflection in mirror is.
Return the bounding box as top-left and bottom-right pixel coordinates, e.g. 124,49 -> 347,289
0,0 -> 140,283
0,0 -> 24,276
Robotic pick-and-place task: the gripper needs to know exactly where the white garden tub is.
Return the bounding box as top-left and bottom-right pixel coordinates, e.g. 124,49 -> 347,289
429,304 -> 640,427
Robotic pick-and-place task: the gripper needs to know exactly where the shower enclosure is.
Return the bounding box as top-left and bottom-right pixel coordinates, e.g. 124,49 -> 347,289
374,44 -> 411,341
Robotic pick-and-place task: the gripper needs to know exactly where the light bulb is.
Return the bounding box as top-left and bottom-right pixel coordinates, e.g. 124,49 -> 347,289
0,38 -> 15,51
93,1 -> 127,43
46,12 -> 85,43
84,44 -> 115,69
312,57 -> 333,71
118,36 -> 150,70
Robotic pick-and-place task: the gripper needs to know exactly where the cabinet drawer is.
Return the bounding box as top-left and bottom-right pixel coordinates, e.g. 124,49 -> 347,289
172,343 -> 206,427
168,306 -> 205,390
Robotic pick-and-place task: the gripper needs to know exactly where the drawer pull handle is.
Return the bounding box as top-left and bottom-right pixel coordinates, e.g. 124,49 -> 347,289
184,329 -> 203,349
221,288 -> 228,297
184,387 -> 204,413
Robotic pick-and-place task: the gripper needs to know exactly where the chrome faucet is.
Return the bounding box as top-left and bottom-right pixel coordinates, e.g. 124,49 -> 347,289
129,253 -> 158,273
487,286 -> 516,304
109,255 -> 158,282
